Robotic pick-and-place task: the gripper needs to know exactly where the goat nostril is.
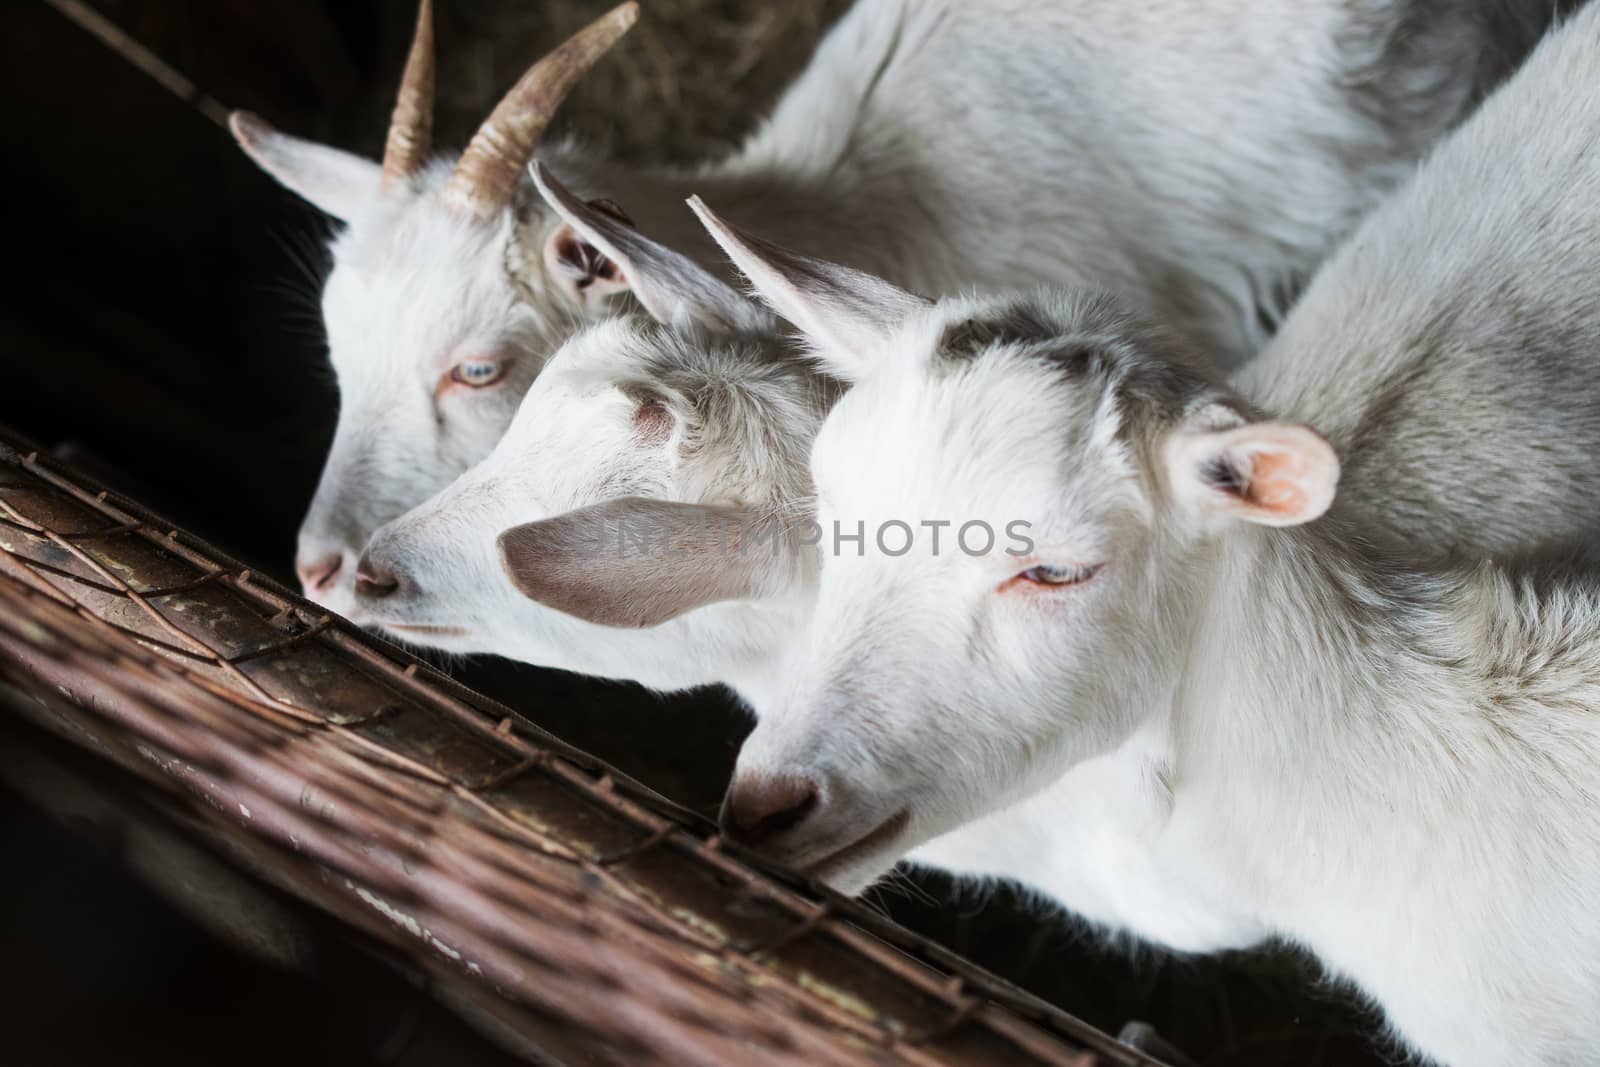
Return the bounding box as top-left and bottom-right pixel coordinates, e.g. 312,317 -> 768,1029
295,553 -> 343,594
720,775 -> 820,848
354,557 -> 402,599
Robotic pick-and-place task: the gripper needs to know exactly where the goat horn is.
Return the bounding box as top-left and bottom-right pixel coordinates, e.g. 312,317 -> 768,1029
443,1 -> 638,219
381,0 -> 436,187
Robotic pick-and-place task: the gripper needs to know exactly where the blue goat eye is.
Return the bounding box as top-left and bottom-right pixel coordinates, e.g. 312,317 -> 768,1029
1019,563 -> 1100,587
450,360 -> 504,387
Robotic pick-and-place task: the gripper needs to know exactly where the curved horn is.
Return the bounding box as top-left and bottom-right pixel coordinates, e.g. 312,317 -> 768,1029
381,0 -> 436,187
444,2 -> 638,219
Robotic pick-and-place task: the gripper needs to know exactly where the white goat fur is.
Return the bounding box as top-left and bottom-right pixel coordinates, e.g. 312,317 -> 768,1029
370,0 -> 1600,703
358,311 -> 831,706
720,12 -> 1600,1066
239,0 -> 1555,617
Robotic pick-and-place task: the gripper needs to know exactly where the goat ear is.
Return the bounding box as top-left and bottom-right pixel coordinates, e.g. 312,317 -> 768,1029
1166,420 -> 1340,528
497,497 -> 803,628
687,196 -> 930,382
229,112 -> 380,223
532,164 -> 771,332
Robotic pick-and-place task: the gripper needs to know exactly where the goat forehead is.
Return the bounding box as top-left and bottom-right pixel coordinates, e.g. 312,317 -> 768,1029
817,355 -> 1106,513
506,345 -> 639,446
323,194 -> 553,378
502,396 -> 635,488
545,317 -> 651,369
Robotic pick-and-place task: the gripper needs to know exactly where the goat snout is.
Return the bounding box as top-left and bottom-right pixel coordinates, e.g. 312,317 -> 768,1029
295,552 -> 344,596
354,555 -> 404,599
719,774 -> 820,848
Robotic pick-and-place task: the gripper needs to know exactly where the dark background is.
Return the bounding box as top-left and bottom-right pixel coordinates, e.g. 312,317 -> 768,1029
0,2 -> 1381,1064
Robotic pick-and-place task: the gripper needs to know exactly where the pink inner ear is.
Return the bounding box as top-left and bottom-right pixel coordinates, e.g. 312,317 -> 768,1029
1225,424 -> 1339,524
1246,449 -> 1310,514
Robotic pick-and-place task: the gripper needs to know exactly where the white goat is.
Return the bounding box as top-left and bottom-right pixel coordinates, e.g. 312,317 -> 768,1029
351,169 -> 825,707
365,0 -> 1600,710
691,10 -> 1600,1065
234,0 -> 1561,618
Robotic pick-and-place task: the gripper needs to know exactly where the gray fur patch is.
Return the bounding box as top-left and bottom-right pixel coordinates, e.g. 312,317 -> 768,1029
1340,0 -> 1579,161
936,305 -> 1060,365
1035,295 -> 1227,441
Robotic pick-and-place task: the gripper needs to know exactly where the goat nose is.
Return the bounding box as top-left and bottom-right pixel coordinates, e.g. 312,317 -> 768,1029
295,552 -> 344,595
719,774 -> 820,848
354,555 -> 402,599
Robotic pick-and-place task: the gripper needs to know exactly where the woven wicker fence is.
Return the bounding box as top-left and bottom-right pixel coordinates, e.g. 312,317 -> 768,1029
0,428 -> 1164,1067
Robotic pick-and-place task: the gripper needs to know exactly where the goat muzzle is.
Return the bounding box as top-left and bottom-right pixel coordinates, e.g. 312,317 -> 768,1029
354,557 -> 403,600
720,774 -> 821,849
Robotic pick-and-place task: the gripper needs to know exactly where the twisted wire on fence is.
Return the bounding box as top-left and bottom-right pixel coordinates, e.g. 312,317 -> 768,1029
0,429 -> 1158,1067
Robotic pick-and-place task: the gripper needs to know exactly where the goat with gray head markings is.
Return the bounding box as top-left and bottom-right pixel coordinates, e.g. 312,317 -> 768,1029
693,9 -> 1600,1064
233,0 -> 1571,621
354,168 -> 828,706
356,7 -> 1600,1023
365,0 -> 1600,717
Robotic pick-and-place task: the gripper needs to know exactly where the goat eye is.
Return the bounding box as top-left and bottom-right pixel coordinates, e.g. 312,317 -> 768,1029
449,360 -> 505,388
1016,563 -> 1100,587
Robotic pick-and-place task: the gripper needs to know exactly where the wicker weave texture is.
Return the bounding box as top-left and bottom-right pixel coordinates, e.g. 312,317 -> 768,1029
0,432 -> 1161,1067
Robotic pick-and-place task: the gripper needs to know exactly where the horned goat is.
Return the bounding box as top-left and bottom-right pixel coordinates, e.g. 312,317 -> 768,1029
363,0 -> 1600,719
232,0 -> 1566,619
